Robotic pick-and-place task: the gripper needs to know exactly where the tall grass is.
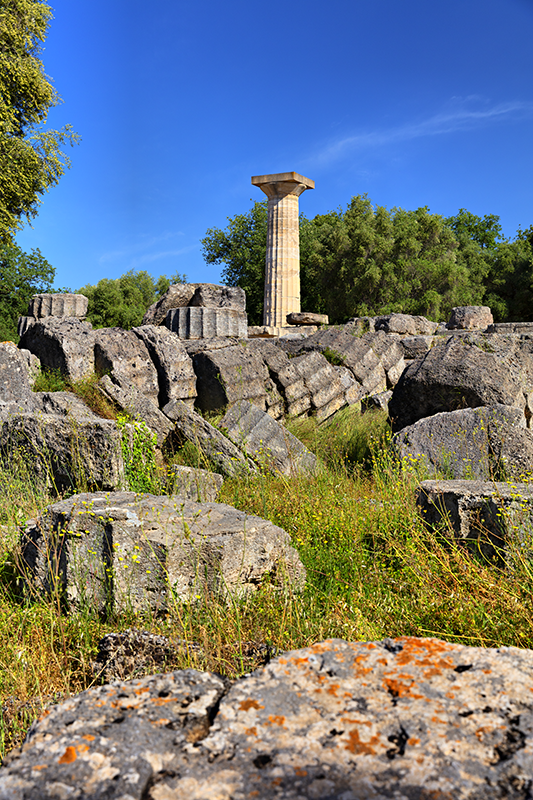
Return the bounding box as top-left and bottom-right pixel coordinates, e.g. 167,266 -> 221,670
2,405 -> 533,758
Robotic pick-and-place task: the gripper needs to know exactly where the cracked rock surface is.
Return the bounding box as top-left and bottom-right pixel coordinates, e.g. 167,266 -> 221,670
3,637 -> 533,798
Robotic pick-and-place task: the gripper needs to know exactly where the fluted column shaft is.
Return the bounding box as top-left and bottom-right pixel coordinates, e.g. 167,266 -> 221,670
252,172 -> 314,328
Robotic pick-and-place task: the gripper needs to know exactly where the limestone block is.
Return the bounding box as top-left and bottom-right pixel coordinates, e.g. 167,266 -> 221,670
220,400 -> 317,476
337,365 -> 365,406
401,334 -> 437,359
375,313 -> 438,335
388,336 -> 532,432
143,283 -> 247,326
192,344 -> 270,413
447,305 -> 494,330
7,637 -> 533,798
132,324 -> 197,407
0,342 -> 33,408
247,339 -> 311,417
362,390 -> 393,413
16,316 -> 36,338
96,375 -> 173,447
28,293 -> 88,319
293,328 -> 389,396
291,351 -> 347,420
286,311 -> 328,325
21,491 -> 305,613
168,465 -> 223,502
18,317 -> 95,383
396,405 -> 532,480
166,306 -> 248,339
94,328 -> 159,403
0,411 -> 123,492
189,284 -> 246,310
162,399 -> 256,476
417,479 -> 533,563
143,283 -> 201,325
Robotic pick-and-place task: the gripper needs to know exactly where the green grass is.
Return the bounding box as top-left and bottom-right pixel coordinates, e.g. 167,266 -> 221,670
2,404 -> 533,759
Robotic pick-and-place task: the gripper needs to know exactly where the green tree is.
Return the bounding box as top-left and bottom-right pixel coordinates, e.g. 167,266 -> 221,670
0,0 -> 79,241
482,227 -> 533,321
0,240 -> 54,340
78,269 -> 186,329
201,201 -> 268,325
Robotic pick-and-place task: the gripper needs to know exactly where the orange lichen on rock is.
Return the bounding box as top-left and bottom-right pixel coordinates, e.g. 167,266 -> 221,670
383,678 -> 424,699
344,729 -> 382,755
266,715 -> 285,727
58,746 -> 77,765
239,699 -> 264,712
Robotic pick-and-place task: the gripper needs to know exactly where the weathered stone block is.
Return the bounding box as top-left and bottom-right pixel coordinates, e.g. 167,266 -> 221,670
192,344 -> 269,413
291,350 -> 347,420
247,339 -> 311,417
0,411 -> 123,492
375,313 -> 438,335
18,317 -> 95,383
447,305 -> 494,330
28,293 -> 88,319
417,479 -> 533,563
220,401 -> 317,476
143,283 -> 247,326
168,465 -> 223,502
94,328 -> 159,403
388,335 -> 532,432
0,342 -> 34,409
21,492 -> 305,613
162,399 -> 256,476
396,405 -> 533,480
132,324 -> 197,407
96,375 -> 173,447
6,637 -> 533,798
165,307 -> 248,339
286,311 -> 328,325
189,284 -> 246,311
401,334 -> 436,359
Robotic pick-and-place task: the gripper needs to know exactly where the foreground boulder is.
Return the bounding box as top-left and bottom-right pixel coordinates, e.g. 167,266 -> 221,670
22,491 -> 304,614
4,637 -> 533,798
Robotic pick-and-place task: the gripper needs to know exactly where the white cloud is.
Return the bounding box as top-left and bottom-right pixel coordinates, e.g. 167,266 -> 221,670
307,98 -> 533,167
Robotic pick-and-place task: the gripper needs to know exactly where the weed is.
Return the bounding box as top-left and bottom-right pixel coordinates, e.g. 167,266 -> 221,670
321,347 -> 345,366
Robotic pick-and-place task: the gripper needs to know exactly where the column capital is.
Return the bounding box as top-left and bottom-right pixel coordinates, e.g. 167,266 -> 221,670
251,171 -> 314,199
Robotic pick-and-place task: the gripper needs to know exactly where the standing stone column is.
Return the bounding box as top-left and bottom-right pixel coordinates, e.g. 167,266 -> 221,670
252,171 -> 314,328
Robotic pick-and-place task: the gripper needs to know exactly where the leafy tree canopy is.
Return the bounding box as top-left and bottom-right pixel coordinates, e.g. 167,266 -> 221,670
78,270 -> 186,329
203,195 -> 507,324
0,0 -> 79,241
201,201 -> 267,325
0,240 -> 54,340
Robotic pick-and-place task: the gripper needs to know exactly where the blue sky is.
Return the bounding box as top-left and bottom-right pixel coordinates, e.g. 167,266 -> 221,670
15,0 -> 533,291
